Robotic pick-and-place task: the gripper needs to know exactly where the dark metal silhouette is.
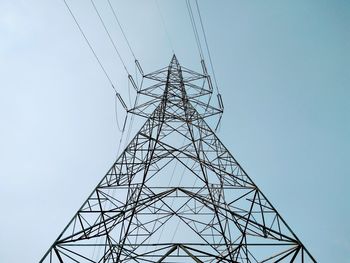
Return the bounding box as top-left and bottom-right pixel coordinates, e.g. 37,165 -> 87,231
40,55 -> 316,262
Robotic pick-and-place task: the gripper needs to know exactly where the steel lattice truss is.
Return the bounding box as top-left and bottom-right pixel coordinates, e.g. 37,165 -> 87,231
41,56 -> 316,262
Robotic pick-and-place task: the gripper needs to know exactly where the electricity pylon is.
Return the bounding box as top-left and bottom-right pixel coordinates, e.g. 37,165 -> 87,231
40,55 -> 316,262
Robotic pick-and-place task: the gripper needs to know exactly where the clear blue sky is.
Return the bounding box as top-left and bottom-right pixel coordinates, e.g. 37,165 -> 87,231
0,0 -> 349,262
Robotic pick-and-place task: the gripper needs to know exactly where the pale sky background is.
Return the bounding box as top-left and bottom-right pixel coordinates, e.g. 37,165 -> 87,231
0,0 -> 349,262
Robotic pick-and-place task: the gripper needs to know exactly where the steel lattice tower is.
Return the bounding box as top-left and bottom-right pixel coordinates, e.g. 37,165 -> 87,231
41,56 -> 316,262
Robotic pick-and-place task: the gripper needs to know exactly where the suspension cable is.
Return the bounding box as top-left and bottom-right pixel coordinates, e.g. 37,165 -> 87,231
114,96 -> 123,132
90,0 -> 139,140
62,0 -> 116,89
194,0 -> 220,94
62,0 -> 128,134
191,0 -> 223,131
186,0 -> 204,61
92,0 -> 140,136
106,0 -> 137,61
155,0 -> 175,54
90,0 -> 129,75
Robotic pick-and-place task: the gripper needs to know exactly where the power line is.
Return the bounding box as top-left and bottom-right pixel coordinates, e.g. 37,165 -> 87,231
186,0 -> 224,132
62,0 -> 116,90
90,0 -> 129,75
186,0 -> 204,61
114,95 -> 123,132
90,0 -> 139,142
62,0 -> 128,134
194,0 -> 220,94
106,0 -> 137,61
155,0 -> 175,54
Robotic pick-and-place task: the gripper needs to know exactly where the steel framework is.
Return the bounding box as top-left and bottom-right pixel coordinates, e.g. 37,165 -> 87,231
40,56 -> 316,262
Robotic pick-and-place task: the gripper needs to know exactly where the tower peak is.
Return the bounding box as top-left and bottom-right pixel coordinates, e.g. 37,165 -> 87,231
129,58 -> 222,120
168,54 -> 180,71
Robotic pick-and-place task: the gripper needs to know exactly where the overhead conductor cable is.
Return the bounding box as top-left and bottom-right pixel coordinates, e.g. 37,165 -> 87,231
107,0 -> 136,61
195,0 -> 220,95
90,0 -> 129,74
62,0 -> 115,88
186,0 -> 204,60
62,0 -> 127,132
155,0 -> 175,54
195,0 -> 224,131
